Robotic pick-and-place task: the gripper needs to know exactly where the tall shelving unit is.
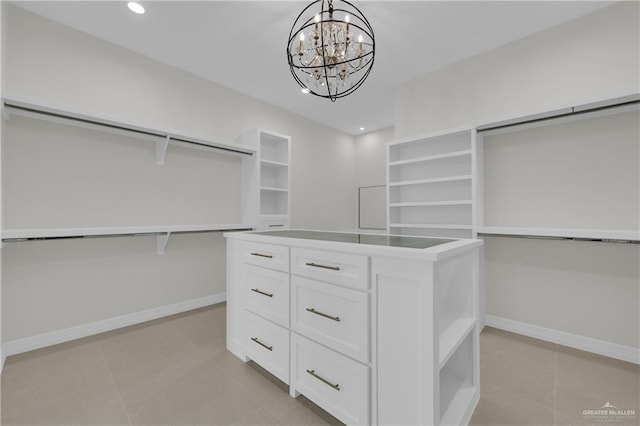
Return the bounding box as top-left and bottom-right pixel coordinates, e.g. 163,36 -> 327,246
387,129 -> 476,238
386,130 -> 481,424
238,129 -> 291,230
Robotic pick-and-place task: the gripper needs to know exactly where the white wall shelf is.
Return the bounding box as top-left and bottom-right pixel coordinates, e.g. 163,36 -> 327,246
388,175 -> 473,187
260,159 -> 288,168
390,200 -> 472,207
389,223 -> 474,230
240,129 -> 291,230
439,318 -> 476,369
439,380 -> 477,426
388,149 -> 472,167
1,224 -> 253,254
260,186 -> 289,192
2,98 -> 256,165
477,226 -> 640,243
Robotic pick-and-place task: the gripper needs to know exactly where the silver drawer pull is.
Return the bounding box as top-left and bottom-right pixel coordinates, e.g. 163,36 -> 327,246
251,288 -> 274,298
306,307 -> 341,322
306,369 -> 340,391
268,224 -> 284,228
305,262 -> 340,271
251,252 -> 273,259
250,337 -> 273,351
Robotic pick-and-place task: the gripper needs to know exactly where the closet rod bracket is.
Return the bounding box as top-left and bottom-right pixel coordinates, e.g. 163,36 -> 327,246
157,232 -> 171,255
156,136 -> 170,165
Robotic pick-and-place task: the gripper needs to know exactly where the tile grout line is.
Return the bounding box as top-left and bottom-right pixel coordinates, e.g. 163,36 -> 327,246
97,342 -> 134,426
165,313 -> 217,361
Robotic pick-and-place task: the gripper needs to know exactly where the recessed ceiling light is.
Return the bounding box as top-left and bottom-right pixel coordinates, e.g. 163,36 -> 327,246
360,127 -> 365,131
127,2 -> 145,14
301,88 -> 311,94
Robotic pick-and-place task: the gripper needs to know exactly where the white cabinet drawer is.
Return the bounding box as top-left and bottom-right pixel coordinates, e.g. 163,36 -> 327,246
245,311 -> 290,385
244,241 -> 289,272
292,276 -> 369,363
291,247 -> 369,290
291,334 -> 369,426
258,216 -> 289,230
245,265 -> 289,328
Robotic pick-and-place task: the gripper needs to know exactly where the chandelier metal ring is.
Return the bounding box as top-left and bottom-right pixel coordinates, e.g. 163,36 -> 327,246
287,0 -> 375,102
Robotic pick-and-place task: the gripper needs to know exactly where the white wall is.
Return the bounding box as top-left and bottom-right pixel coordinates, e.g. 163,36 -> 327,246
395,2 -> 640,353
354,127 -> 393,230
0,0 -> 4,370
355,127 -> 394,189
395,2 -> 640,138
2,5 -> 356,345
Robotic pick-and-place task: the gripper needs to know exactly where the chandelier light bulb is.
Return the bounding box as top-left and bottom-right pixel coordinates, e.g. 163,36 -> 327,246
287,0 -> 375,102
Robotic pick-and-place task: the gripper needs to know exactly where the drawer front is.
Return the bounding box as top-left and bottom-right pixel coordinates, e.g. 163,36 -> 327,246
291,247 -> 369,290
244,241 -> 289,272
245,311 -> 290,385
292,276 -> 369,363
245,265 -> 289,328
291,334 -> 369,426
258,216 -> 289,231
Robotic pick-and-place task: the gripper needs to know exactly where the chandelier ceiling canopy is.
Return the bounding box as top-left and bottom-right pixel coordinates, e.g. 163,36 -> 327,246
287,0 -> 375,102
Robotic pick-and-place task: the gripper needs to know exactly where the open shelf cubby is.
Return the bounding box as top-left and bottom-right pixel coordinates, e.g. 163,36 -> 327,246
439,332 -> 478,425
260,189 -> 288,216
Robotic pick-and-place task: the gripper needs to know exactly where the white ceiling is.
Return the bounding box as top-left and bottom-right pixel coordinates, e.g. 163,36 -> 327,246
12,1 -> 612,135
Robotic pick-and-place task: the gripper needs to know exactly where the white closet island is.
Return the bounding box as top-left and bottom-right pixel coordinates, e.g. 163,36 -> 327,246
225,230 -> 482,426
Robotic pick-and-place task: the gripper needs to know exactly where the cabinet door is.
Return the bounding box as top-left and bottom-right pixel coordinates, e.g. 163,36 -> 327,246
245,311 -> 290,385
245,265 -> 289,328
243,241 -> 289,272
291,334 -> 369,426
291,247 -> 368,290
291,276 -> 369,363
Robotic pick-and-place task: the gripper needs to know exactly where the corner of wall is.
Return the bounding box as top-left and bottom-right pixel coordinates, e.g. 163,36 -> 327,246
0,0 -> 5,372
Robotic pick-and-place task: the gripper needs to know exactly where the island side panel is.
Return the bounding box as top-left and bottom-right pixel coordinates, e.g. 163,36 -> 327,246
372,256 -> 437,425
226,238 -> 247,361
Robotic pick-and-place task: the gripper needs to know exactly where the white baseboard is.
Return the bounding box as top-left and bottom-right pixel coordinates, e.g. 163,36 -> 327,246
485,315 -> 639,365
2,293 -> 226,359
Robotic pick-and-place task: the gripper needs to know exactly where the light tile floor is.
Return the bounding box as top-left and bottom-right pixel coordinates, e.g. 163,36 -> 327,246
1,304 -> 638,425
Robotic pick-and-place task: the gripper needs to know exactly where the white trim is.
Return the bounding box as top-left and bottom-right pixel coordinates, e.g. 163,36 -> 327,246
476,226 -> 640,242
485,315 -> 639,365
1,346 -> 5,374
2,223 -> 252,240
2,293 -> 226,358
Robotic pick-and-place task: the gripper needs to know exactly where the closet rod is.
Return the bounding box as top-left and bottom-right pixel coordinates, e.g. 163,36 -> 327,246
3,102 -> 254,157
477,96 -> 639,133
477,233 -> 639,244
1,227 -> 253,244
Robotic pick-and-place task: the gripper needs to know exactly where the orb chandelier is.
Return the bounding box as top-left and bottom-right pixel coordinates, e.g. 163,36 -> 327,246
287,0 -> 375,102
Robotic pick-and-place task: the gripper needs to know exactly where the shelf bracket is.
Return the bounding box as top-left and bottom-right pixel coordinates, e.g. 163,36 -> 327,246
157,232 -> 171,255
156,135 -> 169,165
2,105 -> 11,121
